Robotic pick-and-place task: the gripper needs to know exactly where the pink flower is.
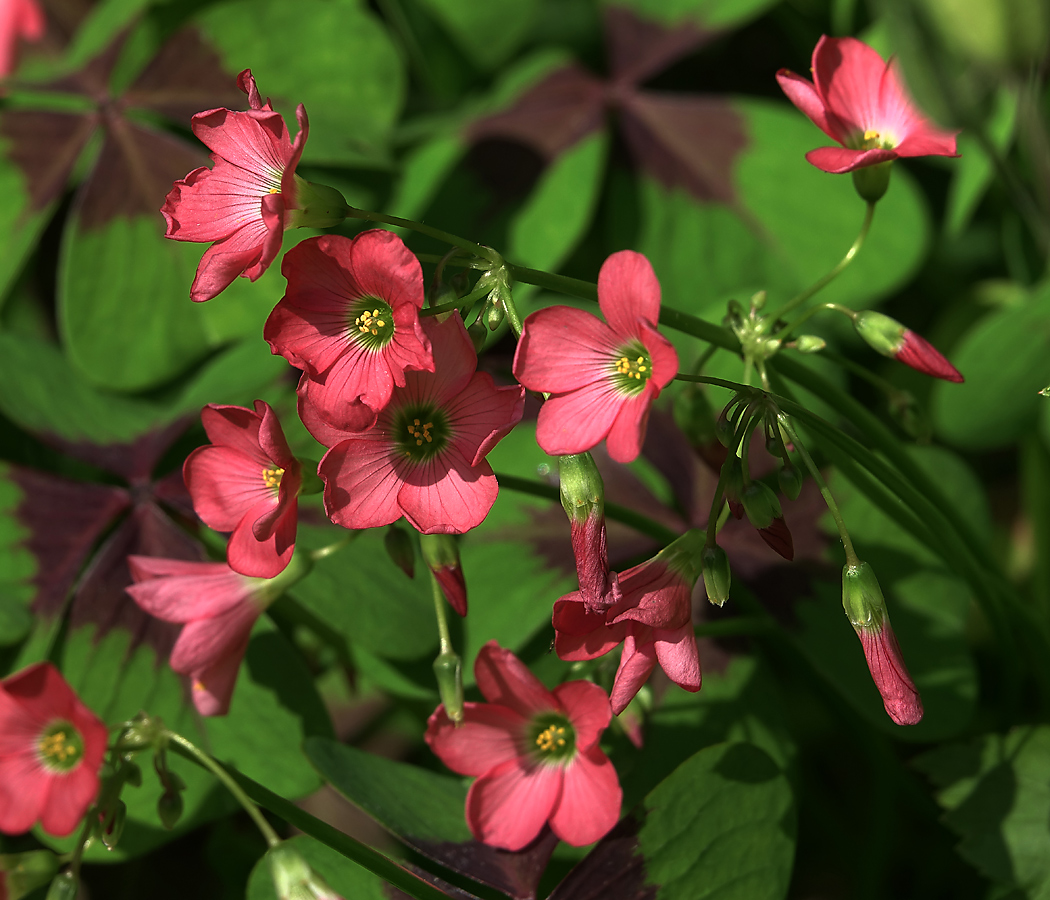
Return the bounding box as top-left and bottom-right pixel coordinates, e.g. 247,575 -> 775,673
0,0 -> 44,79
853,310 -> 963,383
126,558 -> 287,716
0,662 -> 108,837
513,251 -> 678,464
183,400 -> 301,579
776,35 -> 958,173
855,620 -> 923,726
162,69 -> 308,302
264,231 -> 434,432
425,642 -> 621,851
303,315 -> 524,534
553,531 -> 703,714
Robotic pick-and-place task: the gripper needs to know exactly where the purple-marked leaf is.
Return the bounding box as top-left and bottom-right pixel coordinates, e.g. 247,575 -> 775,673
10,466 -> 130,617
618,90 -> 747,203
546,811 -> 654,900
123,27 -> 242,124
467,64 -> 606,160
76,115 -> 207,228
603,5 -> 709,86
641,409 -> 709,524
41,416 -> 193,483
43,25 -> 126,99
68,500 -> 202,656
0,109 -> 97,209
385,865 -> 484,900
412,827 -> 560,900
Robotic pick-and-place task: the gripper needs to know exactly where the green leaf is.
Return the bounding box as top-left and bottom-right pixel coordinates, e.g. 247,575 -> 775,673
415,0 -> 541,71
247,834 -> 388,900
638,741 -> 795,900
508,130 -> 609,274
0,463 -> 34,646
607,0 -> 780,30
196,0 -> 404,166
59,214 -> 210,392
915,726 -> 1050,899
0,154 -> 53,304
288,526 -> 438,662
931,282 -> 1050,450
305,738 -> 472,843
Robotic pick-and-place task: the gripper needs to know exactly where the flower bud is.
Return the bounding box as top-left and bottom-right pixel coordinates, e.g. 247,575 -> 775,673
432,649 -> 464,725
778,464 -> 803,501
290,177 -> 351,229
1,850 -> 59,898
842,562 -> 923,726
793,335 -> 826,353
851,161 -> 891,203
750,290 -> 767,311
45,872 -> 79,900
384,524 -> 415,579
157,789 -> 183,830
115,712 -> 164,752
758,516 -> 794,561
853,311 -> 963,382
100,800 -> 126,850
701,544 -> 731,607
467,317 -> 488,353
741,481 -> 782,530
269,843 -> 344,900
421,534 -> 467,616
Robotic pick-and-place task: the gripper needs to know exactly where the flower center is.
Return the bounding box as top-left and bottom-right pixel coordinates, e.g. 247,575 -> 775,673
37,721 -> 85,772
349,297 -> 395,351
262,466 -> 284,491
394,405 -> 450,461
857,128 -> 896,151
527,713 -> 576,763
610,341 -> 652,395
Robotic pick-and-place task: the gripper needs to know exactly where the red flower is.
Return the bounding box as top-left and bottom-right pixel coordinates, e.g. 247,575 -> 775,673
0,0 -> 44,78
553,532 -> 703,714
776,35 -> 958,174
303,315 -> 524,534
425,642 -> 621,851
0,663 -> 108,837
264,231 -> 434,432
183,401 -> 301,578
513,251 -> 678,463
162,69 -> 308,302
126,558 -> 282,716
852,310 -> 963,382
855,620 -> 923,726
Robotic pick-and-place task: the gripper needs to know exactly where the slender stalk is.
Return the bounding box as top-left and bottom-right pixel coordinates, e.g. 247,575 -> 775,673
771,302 -> 856,342
347,208 -> 494,260
770,202 -> 876,323
420,282 -> 490,317
430,572 -> 454,656
164,732 -> 281,848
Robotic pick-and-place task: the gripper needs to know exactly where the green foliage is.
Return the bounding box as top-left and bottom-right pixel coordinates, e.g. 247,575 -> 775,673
415,0 -> 541,71
247,835 -> 388,900
0,464 -> 34,645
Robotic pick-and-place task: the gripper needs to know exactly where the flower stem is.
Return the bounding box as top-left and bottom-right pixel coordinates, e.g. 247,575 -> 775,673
771,302 -> 856,343
164,732 -> 282,848
346,208 -> 495,260
770,201 -> 876,324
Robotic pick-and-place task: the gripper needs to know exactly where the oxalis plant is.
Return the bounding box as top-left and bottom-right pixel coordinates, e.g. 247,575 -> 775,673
1,1 -> 1049,898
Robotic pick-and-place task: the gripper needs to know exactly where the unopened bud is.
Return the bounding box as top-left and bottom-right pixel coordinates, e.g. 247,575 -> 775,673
467,317 -> 488,353
750,290 -> 767,310
758,516 -> 794,561
854,310 -> 906,358
100,800 -> 126,850
793,334 -> 826,353
778,464 -> 803,501
45,872 -> 79,900
115,712 -> 163,752
485,296 -> 506,331
851,161 -> 892,203
433,650 -> 464,725
384,525 -> 415,579
157,789 -> 183,830
269,843 -> 343,900
558,454 -> 615,610
421,534 -> 467,616
741,481 -> 782,530
701,544 -> 731,607
291,177 -> 351,229
558,453 -> 603,523
122,761 -> 142,788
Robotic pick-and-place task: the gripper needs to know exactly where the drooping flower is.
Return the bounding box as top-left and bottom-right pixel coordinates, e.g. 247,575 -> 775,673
126,554 -> 309,716
161,69 -> 308,302
513,250 -> 678,464
264,231 -> 434,432
0,0 -> 45,79
183,400 -> 301,579
853,310 -> 963,383
303,315 -> 524,535
842,561 -> 923,725
553,530 -> 703,714
0,663 -> 108,837
426,642 -> 621,851
558,453 -> 619,611
776,35 -> 958,175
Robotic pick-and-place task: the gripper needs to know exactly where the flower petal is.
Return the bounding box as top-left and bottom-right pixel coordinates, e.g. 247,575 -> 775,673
653,625 -> 702,693
552,681 -> 611,752
535,379 -> 623,457
549,747 -> 621,847
805,145 -> 897,173
610,630 -> 657,715
318,437 -> 403,530
425,702 -> 525,776
125,558 -> 254,623
513,306 -> 621,393
597,250 -> 661,335
466,758 -> 561,851
474,641 -> 557,716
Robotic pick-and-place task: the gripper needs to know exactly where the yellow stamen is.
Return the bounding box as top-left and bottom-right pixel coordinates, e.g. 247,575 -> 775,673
39,731 -> 77,763
407,419 -> 434,447
863,129 -> 880,142
262,466 -> 284,488
615,356 -> 648,380
535,725 -> 567,753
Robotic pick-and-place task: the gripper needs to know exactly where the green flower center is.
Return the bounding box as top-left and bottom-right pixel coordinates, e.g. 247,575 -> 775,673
853,128 -> 895,151
38,721 -> 84,772
261,466 -> 284,492
610,341 -> 652,395
394,405 -> 450,461
527,713 -> 576,763
349,297 -> 395,351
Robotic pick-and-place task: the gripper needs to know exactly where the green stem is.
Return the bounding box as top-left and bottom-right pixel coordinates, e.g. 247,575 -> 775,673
420,282 -> 490,317
164,732 -> 281,848
430,571 -> 454,656
347,208 -> 494,260
501,287 -> 525,339
168,745 -> 451,900
505,263 -> 598,302
777,413 -> 860,567
771,302 -> 856,343
495,473 -> 679,544
770,202 -> 876,323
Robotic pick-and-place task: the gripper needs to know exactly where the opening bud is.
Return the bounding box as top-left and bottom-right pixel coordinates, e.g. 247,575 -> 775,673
854,312 -> 964,383
269,843 -> 343,900
99,799 -> 127,850
778,464 -> 803,501
851,161 -> 891,203
433,649 -> 464,725
290,177 -> 351,229
741,481 -> 782,530
558,453 -> 604,524
702,544 -> 731,607
421,534 -> 467,616
384,524 -> 416,579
